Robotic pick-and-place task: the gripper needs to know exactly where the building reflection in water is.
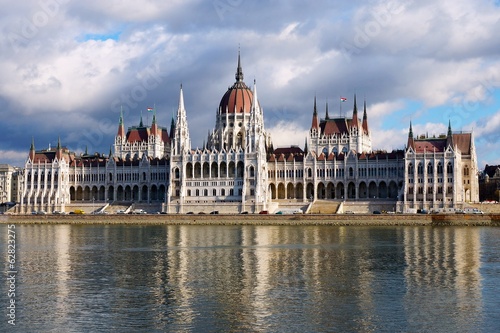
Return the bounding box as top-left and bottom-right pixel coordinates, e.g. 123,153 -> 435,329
9,224 -> 487,332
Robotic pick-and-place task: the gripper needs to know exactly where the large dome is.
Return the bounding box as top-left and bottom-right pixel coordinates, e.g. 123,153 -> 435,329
218,54 -> 254,114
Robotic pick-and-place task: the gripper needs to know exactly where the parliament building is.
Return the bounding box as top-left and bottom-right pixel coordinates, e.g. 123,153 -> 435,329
16,55 -> 479,214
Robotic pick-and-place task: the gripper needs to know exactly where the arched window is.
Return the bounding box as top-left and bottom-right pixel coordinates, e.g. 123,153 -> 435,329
408,163 -> 414,174
417,163 -> 424,175
427,163 -> 433,175
447,162 -> 453,174
437,162 -> 443,174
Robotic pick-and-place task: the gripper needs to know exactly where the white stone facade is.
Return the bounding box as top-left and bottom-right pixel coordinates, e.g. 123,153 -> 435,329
15,56 -> 479,214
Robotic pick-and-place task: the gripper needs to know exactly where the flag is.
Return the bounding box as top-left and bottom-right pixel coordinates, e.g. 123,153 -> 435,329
340,97 -> 347,102
147,107 -> 154,112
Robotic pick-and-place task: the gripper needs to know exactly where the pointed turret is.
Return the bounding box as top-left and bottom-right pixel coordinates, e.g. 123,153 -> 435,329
173,84 -> 191,154
351,94 -> 359,128
325,100 -> 330,120
117,108 -> 125,138
362,99 -> 369,134
139,110 -> 144,127
169,117 -> 175,141
151,107 -> 158,136
29,137 -> 35,161
311,96 -> 319,131
56,136 -> 63,160
235,49 -> 244,82
446,120 -> 454,148
407,121 -> 415,150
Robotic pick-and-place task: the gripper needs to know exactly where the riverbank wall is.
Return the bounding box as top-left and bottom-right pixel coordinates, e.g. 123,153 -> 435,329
2,213 -> 499,226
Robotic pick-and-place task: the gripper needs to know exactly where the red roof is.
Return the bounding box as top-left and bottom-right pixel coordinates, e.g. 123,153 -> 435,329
219,81 -> 254,114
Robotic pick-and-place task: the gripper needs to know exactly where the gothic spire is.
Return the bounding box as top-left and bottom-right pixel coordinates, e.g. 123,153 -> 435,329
352,94 -> 359,128
446,119 -> 454,148
325,100 -> 329,120
362,99 -> 369,134
235,49 -> 244,82
407,121 -> 415,151
311,96 -> 319,130
117,107 -> 125,137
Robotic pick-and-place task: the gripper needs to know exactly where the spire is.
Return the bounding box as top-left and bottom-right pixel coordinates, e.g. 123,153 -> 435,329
178,83 -> 185,112
351,94 -> 359,128
169,116 -> 175,140
117,107 -> 125,137
109,145 -> 113,157
446,119 -> 454,148
251,79 -> 260,122
304,138 -> 308,154
235,49 -> 244,82
29,137 -> 36,161
140,110 -> 144,127
311,96 -> 319,130
362,99 -> 369,134
174,84 -> 191,154
56,136 -> 62,160
407,121 -> 414,150
325,100 -> 330,120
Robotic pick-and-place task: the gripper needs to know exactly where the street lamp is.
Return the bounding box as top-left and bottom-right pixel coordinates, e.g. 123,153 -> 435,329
92,196 -> 95,214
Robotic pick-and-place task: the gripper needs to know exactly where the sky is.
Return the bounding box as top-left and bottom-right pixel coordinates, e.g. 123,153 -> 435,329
1,0 -> 500,169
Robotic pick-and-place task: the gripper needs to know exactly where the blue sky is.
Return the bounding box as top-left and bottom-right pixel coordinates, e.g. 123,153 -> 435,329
0,0 -> 499,168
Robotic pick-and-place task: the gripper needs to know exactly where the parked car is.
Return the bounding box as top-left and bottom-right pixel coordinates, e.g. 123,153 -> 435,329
210,211 -> 219,214
259,210 -> 269,214
372,210 -> 381,214
240,211 -> 248,214
116,209 -> 126,214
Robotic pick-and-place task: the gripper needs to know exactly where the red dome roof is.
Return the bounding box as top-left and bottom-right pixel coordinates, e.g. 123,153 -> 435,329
219,53 -> 254,114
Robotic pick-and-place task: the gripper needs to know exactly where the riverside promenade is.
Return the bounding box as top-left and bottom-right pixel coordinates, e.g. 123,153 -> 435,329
2,213 -> 499,226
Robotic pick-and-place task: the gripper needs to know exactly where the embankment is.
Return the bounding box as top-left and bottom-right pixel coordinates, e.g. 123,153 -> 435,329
1,213 -> 499,226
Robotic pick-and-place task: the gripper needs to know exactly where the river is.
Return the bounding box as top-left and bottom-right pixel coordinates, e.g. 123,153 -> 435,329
1,223 -> 499,332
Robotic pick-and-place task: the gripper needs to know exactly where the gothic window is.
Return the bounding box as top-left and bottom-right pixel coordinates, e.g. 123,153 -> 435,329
250,166 -> 255,178
213,189 -> 217,196
408,163 -> 414,174
417,163 -> 424,175
308,168 -> 312,178
463,166 -> 469,176
437,162 -> 443,174
447,162 -> 453,174
427,163 -> 433,175
349,167 -> 354,177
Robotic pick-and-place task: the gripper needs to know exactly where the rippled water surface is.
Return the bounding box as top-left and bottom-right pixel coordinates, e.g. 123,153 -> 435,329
1,224 -> 500,332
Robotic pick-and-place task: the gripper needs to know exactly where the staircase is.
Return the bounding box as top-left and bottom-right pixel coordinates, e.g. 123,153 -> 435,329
309,200 -> 341,214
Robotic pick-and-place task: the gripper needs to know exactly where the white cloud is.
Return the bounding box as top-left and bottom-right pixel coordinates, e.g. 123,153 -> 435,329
267,120 -> 308,149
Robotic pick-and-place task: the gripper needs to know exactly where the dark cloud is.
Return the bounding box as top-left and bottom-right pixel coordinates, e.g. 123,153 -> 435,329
0,0 -> 499,167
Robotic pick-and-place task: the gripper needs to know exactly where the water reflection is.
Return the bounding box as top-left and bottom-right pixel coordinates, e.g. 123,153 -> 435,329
2,224 -> 498,332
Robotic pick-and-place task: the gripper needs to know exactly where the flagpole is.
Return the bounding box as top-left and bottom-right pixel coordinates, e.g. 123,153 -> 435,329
339,96 -> 342,118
